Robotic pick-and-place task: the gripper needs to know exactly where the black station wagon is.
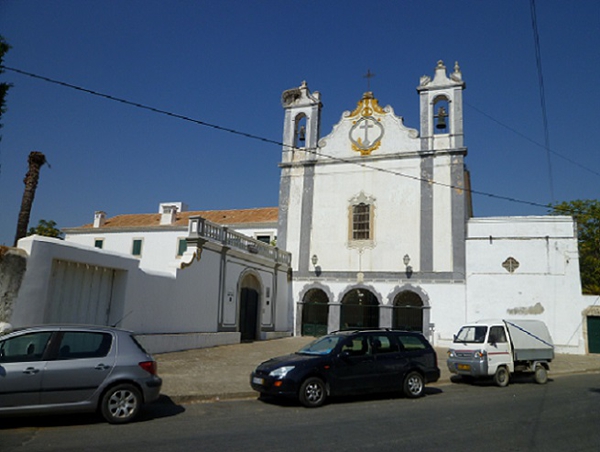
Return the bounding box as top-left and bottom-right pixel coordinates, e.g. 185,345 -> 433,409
250,329 -> 440,407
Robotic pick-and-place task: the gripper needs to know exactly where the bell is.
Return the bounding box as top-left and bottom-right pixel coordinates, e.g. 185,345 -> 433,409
435,106 -> 448,130
298,125 -> 306,142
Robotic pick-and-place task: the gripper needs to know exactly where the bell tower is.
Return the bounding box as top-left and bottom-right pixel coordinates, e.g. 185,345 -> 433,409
416,61 -> 470,277
277,81 -> 322,262
417,60 -> 466,151
281,81 -> 322,163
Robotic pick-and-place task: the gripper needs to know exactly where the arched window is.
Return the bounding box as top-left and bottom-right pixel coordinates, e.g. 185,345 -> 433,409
433,97 -> 449,134
348,192 -> 375,244
294,113 -> 307,148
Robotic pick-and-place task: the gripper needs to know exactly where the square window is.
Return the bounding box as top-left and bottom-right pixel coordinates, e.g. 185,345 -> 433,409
177,238 -> 188,257
94,239 -> 104,249
132,239 -> 143,256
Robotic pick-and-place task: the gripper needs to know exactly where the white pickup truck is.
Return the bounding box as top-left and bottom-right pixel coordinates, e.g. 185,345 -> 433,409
447,319 -> 554,387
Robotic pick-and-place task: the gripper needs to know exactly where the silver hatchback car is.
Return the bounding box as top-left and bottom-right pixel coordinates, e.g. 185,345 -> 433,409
0,325 -> 162,423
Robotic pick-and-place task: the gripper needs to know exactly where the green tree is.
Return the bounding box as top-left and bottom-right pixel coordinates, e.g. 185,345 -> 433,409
27,219 -> 63,239
550,199 -> 600,295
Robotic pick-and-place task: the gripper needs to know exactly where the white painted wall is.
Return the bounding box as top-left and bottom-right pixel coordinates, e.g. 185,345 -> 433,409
465,216 -> 587,353
285,168 -> 306,269
432,155 -> 454,271
65,229 -> 187,273
12,235 -> 291,353
309,159 -> 425,273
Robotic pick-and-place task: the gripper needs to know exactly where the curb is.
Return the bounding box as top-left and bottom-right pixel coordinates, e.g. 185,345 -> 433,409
160,368 -> 600,406
165,392 -> 258,405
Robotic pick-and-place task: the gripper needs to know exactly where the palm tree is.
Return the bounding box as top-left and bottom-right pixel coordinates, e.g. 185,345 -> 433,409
14,151 -> 47,246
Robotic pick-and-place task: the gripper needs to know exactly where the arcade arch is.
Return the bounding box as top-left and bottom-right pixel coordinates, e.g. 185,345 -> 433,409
340,288 -> 379,329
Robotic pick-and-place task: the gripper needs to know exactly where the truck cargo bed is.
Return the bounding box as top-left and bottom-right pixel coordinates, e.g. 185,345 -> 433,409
505,320 -> 554,361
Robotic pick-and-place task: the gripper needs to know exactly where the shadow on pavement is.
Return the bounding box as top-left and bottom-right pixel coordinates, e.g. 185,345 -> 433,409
0,395 -> 185,429
137,394 -> 186,421
449,374 -> 553,387
255,386 -> 444,409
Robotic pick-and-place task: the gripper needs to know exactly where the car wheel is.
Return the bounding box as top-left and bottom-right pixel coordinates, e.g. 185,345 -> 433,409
493,366 -> 510,387
534,364 -> 548,384
299,377 -> 326,408
100,383 -> 142,424
403,371 -> 424,398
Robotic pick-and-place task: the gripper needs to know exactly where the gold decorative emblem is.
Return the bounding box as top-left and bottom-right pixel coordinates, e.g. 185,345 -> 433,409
348,92 -> 385,155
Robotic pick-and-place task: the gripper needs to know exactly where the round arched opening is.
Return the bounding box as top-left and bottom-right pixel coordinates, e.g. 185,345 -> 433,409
392,291 -> 424,332
340,289 -> 379,330
239,274 -> 261,341
301,289 -> 329,337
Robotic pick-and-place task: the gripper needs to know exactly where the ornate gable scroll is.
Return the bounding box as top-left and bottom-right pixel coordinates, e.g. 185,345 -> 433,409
347,92 -> 386,156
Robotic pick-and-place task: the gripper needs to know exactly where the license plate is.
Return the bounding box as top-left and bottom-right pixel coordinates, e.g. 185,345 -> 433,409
457,364 -> 471,371
252,377 -> 264,385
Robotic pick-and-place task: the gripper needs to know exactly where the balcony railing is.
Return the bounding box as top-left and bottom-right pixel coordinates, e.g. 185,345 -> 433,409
187,216 -> 291,265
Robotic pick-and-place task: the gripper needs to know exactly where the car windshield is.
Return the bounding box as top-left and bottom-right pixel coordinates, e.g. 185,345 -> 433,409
297,335 -> 344,355
454,326 -> 487,344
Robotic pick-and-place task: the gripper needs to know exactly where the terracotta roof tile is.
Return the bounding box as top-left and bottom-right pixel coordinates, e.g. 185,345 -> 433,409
70,207 -> 278,230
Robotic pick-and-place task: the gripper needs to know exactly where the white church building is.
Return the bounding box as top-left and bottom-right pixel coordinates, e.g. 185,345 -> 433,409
8,60 -> 597,354
277,61 -> 596,354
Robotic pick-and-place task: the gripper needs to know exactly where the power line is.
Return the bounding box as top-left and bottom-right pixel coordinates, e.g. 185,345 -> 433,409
1,65 -> 594,217
530,0 -> 555,202
1,66 -> 283,148
464,102 -> 600,178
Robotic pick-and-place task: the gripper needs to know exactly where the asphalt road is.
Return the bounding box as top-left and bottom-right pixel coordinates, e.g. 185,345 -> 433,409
2,373 -> 600,452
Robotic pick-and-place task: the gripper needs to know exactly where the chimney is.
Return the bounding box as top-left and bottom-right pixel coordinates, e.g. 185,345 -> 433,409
161,205 -> 178,225
93,211 -> 106,228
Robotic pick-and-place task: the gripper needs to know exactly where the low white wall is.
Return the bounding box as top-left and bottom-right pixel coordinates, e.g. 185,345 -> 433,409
12,236 -> 292,352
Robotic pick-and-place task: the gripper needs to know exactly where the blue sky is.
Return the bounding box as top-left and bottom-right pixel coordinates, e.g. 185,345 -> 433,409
0,1 -> 599,246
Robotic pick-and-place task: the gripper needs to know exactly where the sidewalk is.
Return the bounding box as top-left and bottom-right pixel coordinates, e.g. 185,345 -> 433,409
154,336 -> 600,404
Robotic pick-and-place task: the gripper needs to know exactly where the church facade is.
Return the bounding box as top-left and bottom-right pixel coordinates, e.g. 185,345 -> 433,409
277,61 -> 594,353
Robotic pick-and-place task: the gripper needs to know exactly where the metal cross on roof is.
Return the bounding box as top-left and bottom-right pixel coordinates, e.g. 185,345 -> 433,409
364,69 -> 376,91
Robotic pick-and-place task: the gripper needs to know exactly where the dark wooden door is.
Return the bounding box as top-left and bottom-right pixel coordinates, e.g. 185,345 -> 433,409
240,288 -> 259,341
587,316 -> 600,354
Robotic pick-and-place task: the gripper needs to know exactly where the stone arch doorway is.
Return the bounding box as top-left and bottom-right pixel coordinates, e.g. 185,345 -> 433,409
239,274 -> 261,342
392,291 -> 424,332
301,289 -> 329,337
340,288 -> 379,330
